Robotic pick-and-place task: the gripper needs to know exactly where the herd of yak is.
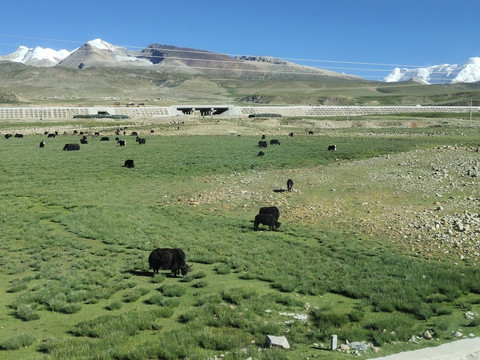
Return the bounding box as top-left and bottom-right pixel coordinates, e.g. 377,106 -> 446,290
5,129 -> 336,278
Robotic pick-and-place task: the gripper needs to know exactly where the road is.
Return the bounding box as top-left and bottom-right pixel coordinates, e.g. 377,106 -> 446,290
373,338 -> 480,360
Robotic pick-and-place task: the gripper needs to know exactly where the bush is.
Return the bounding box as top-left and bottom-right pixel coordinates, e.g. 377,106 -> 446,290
221,288 -> 256,305
0,333 -> 34,350
160,284 -> 186,297
14,304 -> 40,321
152,274 -> 166,284
146,293 -> 164,305
106,301 -> 122,311
192,280 -> 207,288
215,263 -> 231,275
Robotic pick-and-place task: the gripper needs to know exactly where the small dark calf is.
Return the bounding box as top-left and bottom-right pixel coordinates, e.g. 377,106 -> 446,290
287,178 -> 293,192
117,139 -> 126,147
80,138 -> 88,144
257,151 -> 265,156
39,141 -> 45,148
254,213 -> 281,231
123,159 -> 135,168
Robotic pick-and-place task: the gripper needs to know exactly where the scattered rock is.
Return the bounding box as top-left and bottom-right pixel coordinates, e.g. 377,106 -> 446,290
423,330 -> 433,340
266,335 -> 290,349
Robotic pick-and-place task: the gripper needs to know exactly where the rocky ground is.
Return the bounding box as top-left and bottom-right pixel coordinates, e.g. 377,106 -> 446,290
179,138 -> 480,266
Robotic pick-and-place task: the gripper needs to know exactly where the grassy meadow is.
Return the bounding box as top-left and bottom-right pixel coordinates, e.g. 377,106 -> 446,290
2,118 -> 480,359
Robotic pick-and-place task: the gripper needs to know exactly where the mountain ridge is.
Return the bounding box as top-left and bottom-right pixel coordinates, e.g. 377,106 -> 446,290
0,38 -> 357,80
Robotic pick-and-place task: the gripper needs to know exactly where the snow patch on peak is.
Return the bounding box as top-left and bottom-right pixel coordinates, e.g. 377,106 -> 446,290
0,46 -> 70,66
87,39 -> 116,51
384,57 -> 480,84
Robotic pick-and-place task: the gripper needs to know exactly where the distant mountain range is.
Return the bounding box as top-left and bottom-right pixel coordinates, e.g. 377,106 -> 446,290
0,38 -> 355,79
384,57 -> 480,84
2,39 -> 480,84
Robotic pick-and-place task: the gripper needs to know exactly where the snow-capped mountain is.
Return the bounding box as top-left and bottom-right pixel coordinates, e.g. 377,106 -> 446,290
0,38 -> 358,79
0,46 -> 70,67
384,57 -> 480,84
57,38 -> 152,68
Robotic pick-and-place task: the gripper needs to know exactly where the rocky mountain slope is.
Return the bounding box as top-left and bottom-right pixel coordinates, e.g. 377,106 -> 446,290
1,38 -> 357,79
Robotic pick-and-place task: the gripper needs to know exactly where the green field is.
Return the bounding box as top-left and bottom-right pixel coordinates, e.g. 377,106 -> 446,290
2,119 -> 480,359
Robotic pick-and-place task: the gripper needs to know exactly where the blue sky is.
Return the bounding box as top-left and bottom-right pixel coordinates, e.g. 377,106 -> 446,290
1,0 -> 479,80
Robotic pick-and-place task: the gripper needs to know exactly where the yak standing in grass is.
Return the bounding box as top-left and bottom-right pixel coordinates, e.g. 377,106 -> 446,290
254,213 -> 281,231
287,178 -> 293,192
148,248 -> 191,277
259,206 -> 280,221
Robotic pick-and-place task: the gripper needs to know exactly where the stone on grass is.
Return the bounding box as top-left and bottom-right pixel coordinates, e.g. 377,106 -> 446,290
266,335 -> 290,349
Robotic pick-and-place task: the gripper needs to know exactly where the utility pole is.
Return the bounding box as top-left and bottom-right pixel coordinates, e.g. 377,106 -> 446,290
470,98 -> 473,121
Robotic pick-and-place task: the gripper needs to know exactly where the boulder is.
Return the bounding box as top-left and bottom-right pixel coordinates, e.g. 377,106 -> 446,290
266,335 -> 290,349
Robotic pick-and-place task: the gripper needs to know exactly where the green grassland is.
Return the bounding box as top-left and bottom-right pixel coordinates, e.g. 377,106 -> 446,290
1,118 -> 480,359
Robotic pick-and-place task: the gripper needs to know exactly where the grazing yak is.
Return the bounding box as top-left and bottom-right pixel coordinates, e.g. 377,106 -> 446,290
63,143 -> 80,151
148,248 -> 191,277
123,159 -> 135,168
39,141 -> 45,148
287,178 -> 294,192
254,213 -> 281,231
257,151 -> 265,156
328,144 -> 337,151
136,137 -> 146,145
4,134 -> 12,139
259,206 -> 280,221
14,133 -> 24,138
270,139 -> 280,145
117,139 -> 126,147
258,140 -> 267,148
100,136 -> 110,141
80,138 -> 88,144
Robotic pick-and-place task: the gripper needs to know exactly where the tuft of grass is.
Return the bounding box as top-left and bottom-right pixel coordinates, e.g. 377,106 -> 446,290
0,333 -> 34,350
106,301 -> 122,311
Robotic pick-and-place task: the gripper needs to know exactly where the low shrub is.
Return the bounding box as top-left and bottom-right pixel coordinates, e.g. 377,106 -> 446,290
160,284 -> 187,297
106,301 -> 122,311
215,263 -> 231,275
152,274 -> 166,284
0,333 -> 34,350
192,280 -> 207,288
146,293 -> 164,305
221,288 -> 256,305
14,304 -> 40,321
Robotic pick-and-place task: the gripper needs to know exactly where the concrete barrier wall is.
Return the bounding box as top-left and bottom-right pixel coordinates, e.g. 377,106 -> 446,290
0,105 -> 478,120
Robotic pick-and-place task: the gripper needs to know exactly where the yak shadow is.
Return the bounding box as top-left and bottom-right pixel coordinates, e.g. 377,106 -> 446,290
273,189 -> 286,193
126,270 -> 152,278
127,269 -> 184,279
